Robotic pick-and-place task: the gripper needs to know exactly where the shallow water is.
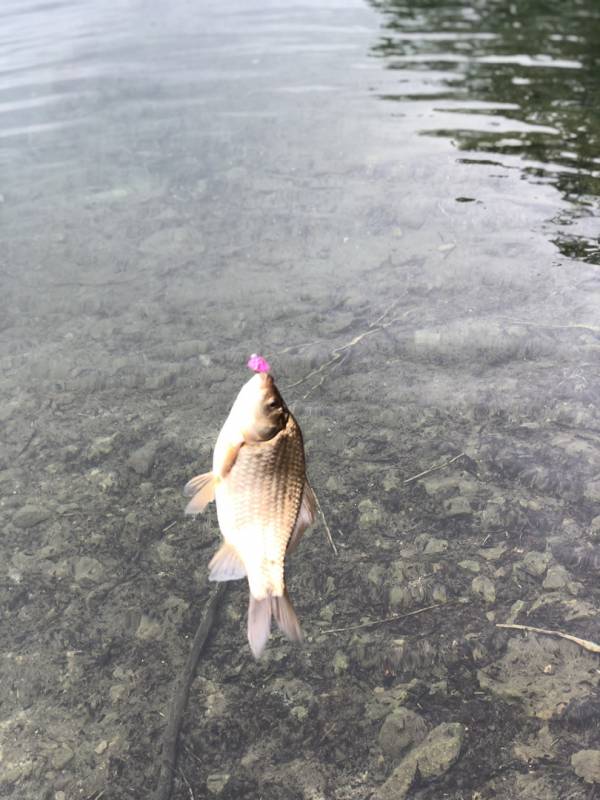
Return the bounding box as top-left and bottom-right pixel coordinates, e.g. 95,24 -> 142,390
1,1 -> 599,798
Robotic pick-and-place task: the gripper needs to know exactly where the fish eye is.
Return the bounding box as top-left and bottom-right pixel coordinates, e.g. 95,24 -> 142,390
266,397 -> 281,410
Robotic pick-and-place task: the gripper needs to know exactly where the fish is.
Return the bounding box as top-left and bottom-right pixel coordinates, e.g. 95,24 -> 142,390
183,362 -> 316,658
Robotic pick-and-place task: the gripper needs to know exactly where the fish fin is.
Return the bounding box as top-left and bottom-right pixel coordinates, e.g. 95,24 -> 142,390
287,481 -> 317,554
272,589 -> 303,643
184,472 -> 216,514
183,471 -> 213,497
248,595 -> 272,659
208,543 -> 247,581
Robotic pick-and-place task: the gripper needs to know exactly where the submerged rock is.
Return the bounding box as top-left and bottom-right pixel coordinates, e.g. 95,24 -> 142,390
378,707 -> 428,761
372,722 -> 465,800
12,505 -> 51,528
571,749 -> 600,783
521,551 -> 551,578
127,442 -> 158,476
413,722 -> 465,779
471,575 -> 496,603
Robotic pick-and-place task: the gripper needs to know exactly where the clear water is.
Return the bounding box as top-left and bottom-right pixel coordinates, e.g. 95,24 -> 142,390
1,1 -> 599,798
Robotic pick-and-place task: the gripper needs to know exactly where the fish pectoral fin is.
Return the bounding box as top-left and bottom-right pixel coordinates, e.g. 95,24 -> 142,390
287,481 -> 317,554
272,589 -> 302,643
248,595 -> 272,659
183,471 -> 213,497
208,543 -> 247,581
183,471 -> 216,514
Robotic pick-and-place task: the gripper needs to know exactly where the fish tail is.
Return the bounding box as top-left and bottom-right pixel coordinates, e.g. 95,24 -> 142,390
247,589 -> 302,658
272,588 -> 303,644
248,595 -> 272,659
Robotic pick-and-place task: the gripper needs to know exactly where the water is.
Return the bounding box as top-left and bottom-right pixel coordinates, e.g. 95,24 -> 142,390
1,1 -> 599,798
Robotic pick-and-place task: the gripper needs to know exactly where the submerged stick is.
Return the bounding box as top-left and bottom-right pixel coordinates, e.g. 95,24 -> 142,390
403,452 -> 466,485
154,583 -> 227,800
321,602 -> 446,634
313,492 -> 338,556
496,623 -> 600,654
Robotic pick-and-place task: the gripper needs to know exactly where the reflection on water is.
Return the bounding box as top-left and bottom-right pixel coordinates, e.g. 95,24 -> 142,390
370,0 -> 600,263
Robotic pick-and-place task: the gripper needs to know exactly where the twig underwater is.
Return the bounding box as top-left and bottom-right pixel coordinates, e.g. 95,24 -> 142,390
496,623 -> 600,654
285,301 -> 414,396
321,602 -> 448,634
313,491 -> 338,556
154,583 -> 227,800
403,452 -> 466,485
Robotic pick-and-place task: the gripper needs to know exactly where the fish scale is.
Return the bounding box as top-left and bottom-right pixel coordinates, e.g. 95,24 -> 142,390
216,413 -> 305,598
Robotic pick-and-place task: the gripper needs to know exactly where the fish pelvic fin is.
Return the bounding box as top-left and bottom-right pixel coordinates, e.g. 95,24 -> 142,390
183,471 -> 215,514
287,481 -> 317,554
209,543 -> 246,581
247,590 -> 303,659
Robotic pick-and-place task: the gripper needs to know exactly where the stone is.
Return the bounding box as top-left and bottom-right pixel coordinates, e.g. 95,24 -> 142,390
413,722 -> 465,779
423,537 -> 448,555
135,615 -> 162,640
87,435 -> 118,459
571,749 -> 600,783
95,740 -> 108,755
358,499 -> 383,529
333,650 -> 349,675
378,708 -> 428,760
522,551 -> 551,578
458,560 -> 480,573
372,758 -> 417,800
442,496 -> 471,517
73,557 -> 105,584
290,706 -> 308,721
12,505 -> 51,528
471,576 -> 496,603
542,565 -> 569,590
478,545 -> 507,561
51,745 -> 74,770
206,772 -> 230,794
584,480 -> 600,503
127,443 -> 158,476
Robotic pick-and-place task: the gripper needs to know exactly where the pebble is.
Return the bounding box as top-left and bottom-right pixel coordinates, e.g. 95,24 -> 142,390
373,722 -> 464,800
87,434 -> 118,460
95,740 -> 108,755
471,576 -> 496,603
333,650 -> 349,675
584,480 -> 600,503
423,537 -> 448,555
127,442 -> 158,476
358,499 -> 383,529
51,745 -> 74,770
522,550 -> 551,578
442,496 -> 471,517
413,722 -> 465,779
73,557 -> 105,584
542,565 -> 569,590
12,505 -> 51,528
459,560 -> 480,573
378,708 -> 428,760
571,749 -> 600,783
206,772 -> 230,795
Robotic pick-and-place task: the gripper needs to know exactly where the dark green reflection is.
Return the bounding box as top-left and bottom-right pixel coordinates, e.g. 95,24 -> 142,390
369,0 -> 600,264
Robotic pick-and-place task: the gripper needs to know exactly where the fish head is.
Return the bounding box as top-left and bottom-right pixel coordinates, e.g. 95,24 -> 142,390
241,372 -> 289,442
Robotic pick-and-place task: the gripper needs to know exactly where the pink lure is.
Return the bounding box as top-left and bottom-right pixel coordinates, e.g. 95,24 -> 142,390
247,353 -> 271,373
